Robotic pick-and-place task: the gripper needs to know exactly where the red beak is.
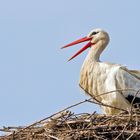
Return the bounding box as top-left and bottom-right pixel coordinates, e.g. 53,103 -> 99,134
61,36 -> 93,61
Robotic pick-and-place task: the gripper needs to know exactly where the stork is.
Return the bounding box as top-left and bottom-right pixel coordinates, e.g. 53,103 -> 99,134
62,28 -> 140,115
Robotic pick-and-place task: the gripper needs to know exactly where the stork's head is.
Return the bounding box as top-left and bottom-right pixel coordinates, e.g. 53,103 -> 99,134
62,28 -> 110,61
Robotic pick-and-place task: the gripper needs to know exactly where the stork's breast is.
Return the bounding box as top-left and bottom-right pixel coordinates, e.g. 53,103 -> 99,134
79,64 -> 120,99
79,64 -> 102,97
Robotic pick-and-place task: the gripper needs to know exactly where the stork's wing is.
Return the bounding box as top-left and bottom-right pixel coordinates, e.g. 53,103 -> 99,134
116,67 -> 140,103
129,70 -> 140,80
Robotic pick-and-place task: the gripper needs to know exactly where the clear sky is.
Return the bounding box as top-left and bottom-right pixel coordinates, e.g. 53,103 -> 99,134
0,0 -> 140,129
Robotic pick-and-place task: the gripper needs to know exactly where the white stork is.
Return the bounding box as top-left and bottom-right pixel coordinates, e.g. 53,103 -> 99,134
62,28 -> 140,115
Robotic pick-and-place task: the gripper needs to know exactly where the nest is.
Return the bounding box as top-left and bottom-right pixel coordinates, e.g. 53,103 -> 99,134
1,89 -> 140,140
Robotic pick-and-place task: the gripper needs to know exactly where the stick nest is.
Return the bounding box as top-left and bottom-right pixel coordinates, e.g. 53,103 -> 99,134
1,111 -> 140,139
1,89 -> 140,140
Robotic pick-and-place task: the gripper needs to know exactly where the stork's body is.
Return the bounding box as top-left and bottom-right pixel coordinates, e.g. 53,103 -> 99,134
80,56 -> 140,114
62,29 -> 140,114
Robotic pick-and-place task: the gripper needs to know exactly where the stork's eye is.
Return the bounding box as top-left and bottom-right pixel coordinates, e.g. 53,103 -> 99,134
91,31 -> 99,36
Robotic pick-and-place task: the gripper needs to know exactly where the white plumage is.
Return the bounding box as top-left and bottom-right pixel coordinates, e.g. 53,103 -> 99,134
62,28 -> 140,114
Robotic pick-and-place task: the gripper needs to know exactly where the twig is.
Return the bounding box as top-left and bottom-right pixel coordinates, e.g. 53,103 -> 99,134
130,89 -> 140,115
48,135 -> 60,140
126,132 -> 135,140
6,98 -> 90,138
79,85 -> 128,112
93,88 -> 137,98
114,122 -> 129,140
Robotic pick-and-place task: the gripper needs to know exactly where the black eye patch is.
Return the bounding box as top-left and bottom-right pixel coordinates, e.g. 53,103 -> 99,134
91,31 -> 99,36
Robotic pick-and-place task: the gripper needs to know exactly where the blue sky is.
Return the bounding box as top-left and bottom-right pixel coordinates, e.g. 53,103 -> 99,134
0,0 -> 140,129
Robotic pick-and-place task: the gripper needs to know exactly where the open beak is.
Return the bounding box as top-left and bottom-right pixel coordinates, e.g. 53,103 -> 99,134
61,36 -> 93,61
